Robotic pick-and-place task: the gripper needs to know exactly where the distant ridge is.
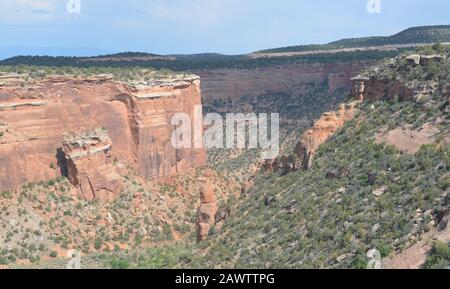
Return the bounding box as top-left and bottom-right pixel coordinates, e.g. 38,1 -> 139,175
256,25 -> 450,54
1,25 -> 449,70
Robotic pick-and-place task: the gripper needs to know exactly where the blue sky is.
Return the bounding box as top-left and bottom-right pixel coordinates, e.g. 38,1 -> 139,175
0,0 -> 449,58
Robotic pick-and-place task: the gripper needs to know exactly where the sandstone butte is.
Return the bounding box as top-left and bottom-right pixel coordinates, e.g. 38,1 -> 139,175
0,73 -> 206,200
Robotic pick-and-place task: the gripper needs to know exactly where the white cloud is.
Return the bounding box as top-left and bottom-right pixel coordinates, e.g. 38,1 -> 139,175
0,0 -> 58,23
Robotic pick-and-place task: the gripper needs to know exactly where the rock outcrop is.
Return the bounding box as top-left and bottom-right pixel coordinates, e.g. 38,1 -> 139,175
0,73 -> 206,198
115,76 -> 206,180
61,129 -> 124,201
262,102 -> 358,173
294,102 -> 358,169
352,53 -> 446,102
196,180 -> 218,241
375,123 -> 441,154
351,77 -> 415,102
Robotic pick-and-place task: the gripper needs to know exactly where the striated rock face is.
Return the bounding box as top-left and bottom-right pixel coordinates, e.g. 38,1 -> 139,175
262,102 -> 359,173
115,77 -> 206,180
351,77 -> 415,102
0,74 -> 206,197
196,180 -> 218,241
197,61 -> 372,112
61,129 -> 124,201
351,54 -> 446,102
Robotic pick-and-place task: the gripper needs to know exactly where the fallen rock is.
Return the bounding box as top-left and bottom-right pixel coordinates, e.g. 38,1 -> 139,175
368,171 -> 378,186
62,128 -> 124,201
336,254 -> 347,263
436,208 -> 450,231
338,167 -> 351,178
326,171 -> 338,180
371,223 -> 381,234
372,187 -> 387,198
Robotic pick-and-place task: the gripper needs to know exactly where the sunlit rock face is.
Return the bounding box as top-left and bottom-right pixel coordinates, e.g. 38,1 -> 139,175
294,102 -> 359,169
0,74 -> 206,198
61,128 -> 124,201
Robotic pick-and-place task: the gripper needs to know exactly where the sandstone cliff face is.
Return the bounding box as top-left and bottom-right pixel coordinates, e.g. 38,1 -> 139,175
262,102 -> 359,173
115,77 -> 206,180
351,77 -> 415,102
0,74 -> 205,198
294,102 -> 359,169
196,61 -> 371,112
61,128 -> 124,201
351,53 -> 447,102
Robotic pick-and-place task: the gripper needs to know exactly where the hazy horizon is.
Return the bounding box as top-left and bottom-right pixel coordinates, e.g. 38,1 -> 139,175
1,0 -> 449,60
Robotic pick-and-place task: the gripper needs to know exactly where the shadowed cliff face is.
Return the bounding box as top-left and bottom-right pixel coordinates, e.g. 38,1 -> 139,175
196,61 -> 372,114
0,74 -> 206,198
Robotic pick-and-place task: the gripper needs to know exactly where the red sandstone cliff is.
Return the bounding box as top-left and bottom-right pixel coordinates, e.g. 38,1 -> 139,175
0,73 -> 206,198
351,53 -> 447,102
61,128 -> 124,201
294,102 -> 359,169
196,61 -> 372,112
262,101 -> 359,173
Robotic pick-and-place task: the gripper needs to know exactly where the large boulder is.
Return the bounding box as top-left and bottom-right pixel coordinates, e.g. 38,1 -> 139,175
61,128 -> 124,201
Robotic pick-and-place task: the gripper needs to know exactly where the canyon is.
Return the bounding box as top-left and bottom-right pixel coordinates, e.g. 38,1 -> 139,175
0,59 -> 384,197
0,46 -> 448,269
262,51 -> 449,175
0,72 -> 206,199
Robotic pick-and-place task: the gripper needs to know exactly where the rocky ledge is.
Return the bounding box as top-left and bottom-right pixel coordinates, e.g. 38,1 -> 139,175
0,71 -> 206,200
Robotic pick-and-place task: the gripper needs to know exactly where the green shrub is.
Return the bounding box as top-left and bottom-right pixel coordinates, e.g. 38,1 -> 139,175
424,242 -> 450,269
110,258 -> 130,269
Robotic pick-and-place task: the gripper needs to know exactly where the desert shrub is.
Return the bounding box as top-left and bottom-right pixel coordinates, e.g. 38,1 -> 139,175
109,258 -> 130,269
423,242 -> 450,269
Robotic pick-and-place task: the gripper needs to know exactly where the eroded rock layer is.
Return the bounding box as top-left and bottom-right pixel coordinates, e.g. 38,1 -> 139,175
262,101 -> 359,173
196,180 -> 218,241
294,102 -> 359,169
0,74 -> 206,197
197,61 -> 371,113
61,128 -> 124,201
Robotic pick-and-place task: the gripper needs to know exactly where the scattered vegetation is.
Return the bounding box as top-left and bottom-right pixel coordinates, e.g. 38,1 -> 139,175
423,242 -> 450,269
0,65 -> 193,85
257,25 -> 450,54
0,50 -> 407,71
